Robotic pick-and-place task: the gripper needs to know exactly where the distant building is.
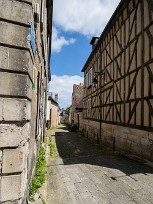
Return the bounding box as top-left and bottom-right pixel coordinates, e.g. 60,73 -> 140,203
47,93 -> 60,128
69,106 -> 72,124
71,84 -> 84,130
60,108 -> 69,124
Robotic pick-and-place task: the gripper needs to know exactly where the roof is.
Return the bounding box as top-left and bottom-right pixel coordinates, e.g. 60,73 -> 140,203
48,96 -> 59,106
81,0 -> 127,72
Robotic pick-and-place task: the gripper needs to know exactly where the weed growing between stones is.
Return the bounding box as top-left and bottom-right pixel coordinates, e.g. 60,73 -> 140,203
29,147 -> 46,201
49,136 -> 59,158
50,143 -> 56,157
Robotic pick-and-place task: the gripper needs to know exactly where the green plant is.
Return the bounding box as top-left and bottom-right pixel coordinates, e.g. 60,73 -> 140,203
70,124 -> 78,132
29,147 -> 46,201
50,143 -> 56,157
65,105 -> 71,115
65,123 -> 78,132
66,123 -> 71,130
49,136 -> 59,158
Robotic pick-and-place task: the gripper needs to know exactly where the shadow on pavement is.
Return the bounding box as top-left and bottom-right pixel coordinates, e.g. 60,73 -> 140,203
54,127 -> 153,177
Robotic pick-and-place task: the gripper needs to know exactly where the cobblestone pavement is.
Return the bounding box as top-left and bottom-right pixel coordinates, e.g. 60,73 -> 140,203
46,125 -> 153,204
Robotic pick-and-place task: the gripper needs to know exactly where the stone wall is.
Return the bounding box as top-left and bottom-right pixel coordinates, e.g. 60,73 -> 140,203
0,0 -> 52,203
50,104 -> 59,128
73,112 -> 83,130
47,100 -> 59,128
82,119 -> 153,161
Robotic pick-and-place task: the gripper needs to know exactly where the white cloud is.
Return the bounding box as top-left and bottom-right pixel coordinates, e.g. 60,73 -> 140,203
48,75 -> 84,108
52,27 -> 76,53
53,0 -> 120,36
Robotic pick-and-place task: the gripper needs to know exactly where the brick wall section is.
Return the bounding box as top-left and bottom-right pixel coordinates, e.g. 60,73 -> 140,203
0,0 -> 52,203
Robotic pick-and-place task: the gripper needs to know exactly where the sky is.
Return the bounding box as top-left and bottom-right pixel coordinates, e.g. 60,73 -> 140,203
49,0 -> 121,108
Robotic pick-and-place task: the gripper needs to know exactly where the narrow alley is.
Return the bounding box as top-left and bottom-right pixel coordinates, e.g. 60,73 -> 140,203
46,125 -> 153,204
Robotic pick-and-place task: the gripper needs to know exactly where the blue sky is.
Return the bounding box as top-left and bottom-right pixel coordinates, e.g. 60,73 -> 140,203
49,0 -> 121,108
51,32 -> 91,77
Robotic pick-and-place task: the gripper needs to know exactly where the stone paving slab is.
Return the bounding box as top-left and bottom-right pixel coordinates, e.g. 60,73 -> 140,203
46,125 -> 153,204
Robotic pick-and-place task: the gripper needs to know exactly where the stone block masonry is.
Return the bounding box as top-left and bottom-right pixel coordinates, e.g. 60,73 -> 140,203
0,98 -> 31,121
0,74 -> 32,99
0,150 -> 2,171
1,175 -> 23,202
0,123 -> 30,148
0,46 -> 33,79
0,0 -> 53,203
0,0 -> 32,25
2,147 -> 28,174
82,120 -> 153,161
0,21 -> 29,48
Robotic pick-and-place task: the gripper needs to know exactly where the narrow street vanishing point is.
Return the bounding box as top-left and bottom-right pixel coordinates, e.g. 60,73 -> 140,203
46,125 -> 153,204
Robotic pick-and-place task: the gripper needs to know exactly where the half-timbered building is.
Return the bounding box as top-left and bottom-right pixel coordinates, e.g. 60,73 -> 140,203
82,0 -> 153,161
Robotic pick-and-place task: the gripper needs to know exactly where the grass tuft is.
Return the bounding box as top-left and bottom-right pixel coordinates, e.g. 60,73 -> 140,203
29,147 -> 46,201
50,143 -> 56,157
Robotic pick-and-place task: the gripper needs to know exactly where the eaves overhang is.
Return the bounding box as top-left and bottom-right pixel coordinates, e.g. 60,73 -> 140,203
46,0 -> 53,81
81,0 -> 127,73
46,0 -> 53,34
48,96 -> 59,106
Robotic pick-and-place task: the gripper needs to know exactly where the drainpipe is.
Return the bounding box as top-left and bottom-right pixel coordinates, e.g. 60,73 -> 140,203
43,39 -> 48,141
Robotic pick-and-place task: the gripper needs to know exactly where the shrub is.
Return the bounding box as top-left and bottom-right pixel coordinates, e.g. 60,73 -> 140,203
70,124 -> 78,132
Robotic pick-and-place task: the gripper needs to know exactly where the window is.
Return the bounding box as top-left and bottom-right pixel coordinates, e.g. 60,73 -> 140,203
86,68 -> 93,87
87,98 -> 91,117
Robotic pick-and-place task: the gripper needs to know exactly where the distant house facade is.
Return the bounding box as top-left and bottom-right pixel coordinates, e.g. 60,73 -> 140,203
60,108 -> 69,124
82,0 -> 153,161
47,93 -> 59,128
69,106 -> 72,124
71,84 -> 84,130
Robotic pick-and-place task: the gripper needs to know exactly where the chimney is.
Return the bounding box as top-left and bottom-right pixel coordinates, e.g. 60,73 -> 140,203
48,92 -> 53,97
55,93 -> 58,103
90,37 -> 99,50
